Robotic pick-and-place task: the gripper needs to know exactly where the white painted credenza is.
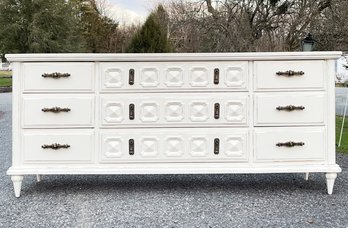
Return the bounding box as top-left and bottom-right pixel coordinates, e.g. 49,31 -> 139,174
6,52 -> 342,197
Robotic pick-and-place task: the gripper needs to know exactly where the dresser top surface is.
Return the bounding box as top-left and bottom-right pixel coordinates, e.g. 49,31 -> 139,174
5,51 -> 342,62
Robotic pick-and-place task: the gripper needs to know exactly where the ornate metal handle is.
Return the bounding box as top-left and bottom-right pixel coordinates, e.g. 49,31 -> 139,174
214,68 -> 219,84
214,138 -> 219,154
42,72 -> 71,78
276,141 -> 305,147
42,107 -> 71,113
42,143 -> 70,150
129,139 -> 134,155
276,70 -> 304,77
276,105 -> 305,111
129,69 -> 135,85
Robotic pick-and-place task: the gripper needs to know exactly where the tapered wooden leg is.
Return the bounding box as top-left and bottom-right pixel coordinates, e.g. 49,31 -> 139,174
304,172 -> 309,181
36,174 -> 41,182
11,176 -> 23,198
325,173 -> 337,195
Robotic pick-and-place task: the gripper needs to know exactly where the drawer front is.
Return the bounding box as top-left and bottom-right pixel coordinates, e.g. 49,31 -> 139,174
101,93 -> 248,127
22,130 -> 94,163
254,92 -> 325,126
254,127 -> 326,162
23,63 -> 94,92
100,128 -> 248,163
22,94 -> 94,128
100,62 -> 248,91
254,61 -> 325,90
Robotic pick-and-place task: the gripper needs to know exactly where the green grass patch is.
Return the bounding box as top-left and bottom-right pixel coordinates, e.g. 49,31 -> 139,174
336,116 -> 348,154
0,70 -> 12,78
0,71 -> 12,87
0,77 -> 12,87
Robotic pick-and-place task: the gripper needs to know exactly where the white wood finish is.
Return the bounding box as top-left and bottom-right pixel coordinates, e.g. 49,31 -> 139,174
254,127 -> 326,162
254,60 -> 325,90
22,130 -> 94,163
22,63 -> 94,92
11,176 -> 23,197
100,128 -> 248,163
100,93 -> 248,127
6,52 -> 342,197
326,173 -> 337,195
254,92 -> 325,126
5,52 -> 342,62
305,173 -> 309,181
100,62 -> 248,91
22,94 -> 95,128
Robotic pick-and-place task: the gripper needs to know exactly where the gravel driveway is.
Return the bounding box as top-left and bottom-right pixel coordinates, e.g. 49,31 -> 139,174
0,92 -> 347,227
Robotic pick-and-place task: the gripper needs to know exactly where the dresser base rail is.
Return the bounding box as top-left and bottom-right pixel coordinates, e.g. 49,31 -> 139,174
7,164 -> 341,197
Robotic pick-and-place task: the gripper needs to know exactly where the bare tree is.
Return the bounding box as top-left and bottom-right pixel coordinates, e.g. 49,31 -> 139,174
166,0 -> 339,52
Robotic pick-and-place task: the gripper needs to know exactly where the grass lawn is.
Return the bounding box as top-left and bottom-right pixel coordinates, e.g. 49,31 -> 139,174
0,70 -> 12,87
336,116 -> 348,154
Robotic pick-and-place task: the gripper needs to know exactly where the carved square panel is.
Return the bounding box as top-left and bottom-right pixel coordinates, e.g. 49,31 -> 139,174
190,67 -> 208,87
189,137 -> 208,157
140,103 -> 159,122
165,137 -> 184,157
225,67 -> 245,87
140,137 -> 159,157
140,68 -> 159,87
225,101 -> 245,122
165,68 -> 184,87
190,102 -> 209,122
165,102 -> 184,122
104,137 -> 123,158
225,137 -> 244,157
104,68 -> 124,88
104,102 -> 124,123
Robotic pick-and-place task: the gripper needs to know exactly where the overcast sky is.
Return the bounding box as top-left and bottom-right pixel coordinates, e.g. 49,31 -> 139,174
107,0 -> 159,25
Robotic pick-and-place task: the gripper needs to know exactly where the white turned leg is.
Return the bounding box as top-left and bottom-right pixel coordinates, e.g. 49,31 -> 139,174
304,172 -> 309,181
325,173 -> 337,195
36,174 -> 41,182
11,176 -> 23,198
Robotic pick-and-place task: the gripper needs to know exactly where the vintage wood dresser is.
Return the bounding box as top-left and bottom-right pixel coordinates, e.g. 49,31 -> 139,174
6,52 -> 342,197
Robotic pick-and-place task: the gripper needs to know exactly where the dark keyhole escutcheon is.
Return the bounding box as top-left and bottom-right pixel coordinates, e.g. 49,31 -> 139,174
214,103 -> 220,119
129,69 -> 135,85
129,139 -> 134,155
214,68 -> 219,84
129,104 -> 135,120
214,138 -> 220,155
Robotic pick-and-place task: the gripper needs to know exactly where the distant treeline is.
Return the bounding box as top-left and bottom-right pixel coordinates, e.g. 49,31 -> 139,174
1,0 -> 347,59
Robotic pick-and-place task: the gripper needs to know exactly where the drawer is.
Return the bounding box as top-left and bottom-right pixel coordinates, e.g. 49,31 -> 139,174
100,128 -> 249,163
22,130 -> 94,163
254,92 -> 325,126
100,93 -> 248,127
254,61 -> 325,90
22,94 -> 94,128
254,127 -> 325,162
22,63 -> 94,92
100,62 -> 248,91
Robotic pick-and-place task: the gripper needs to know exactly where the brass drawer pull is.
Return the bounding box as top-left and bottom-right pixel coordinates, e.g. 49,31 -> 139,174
42,143 -> 70,150
42,72 -> 71,78
276,141 -> 305,147
214,138 -> 220,154
42,107 -> 71,113
276,105 -> 305,111
276,70 -> 304,77
214,68 -> 219,84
